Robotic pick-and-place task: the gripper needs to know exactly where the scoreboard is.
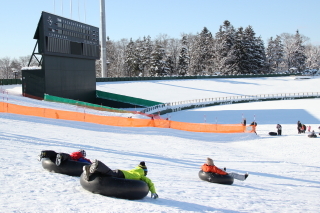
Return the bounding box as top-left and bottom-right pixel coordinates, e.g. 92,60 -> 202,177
35,11 -> 100,59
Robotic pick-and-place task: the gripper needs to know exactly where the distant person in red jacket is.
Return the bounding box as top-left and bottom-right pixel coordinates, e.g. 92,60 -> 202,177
70,149 -> 92,163
201,158 -> 249,181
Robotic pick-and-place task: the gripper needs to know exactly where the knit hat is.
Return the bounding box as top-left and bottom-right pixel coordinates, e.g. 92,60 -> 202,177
138,161 -> 148,176
206,157 -> 214,166
79,149 -> 86,157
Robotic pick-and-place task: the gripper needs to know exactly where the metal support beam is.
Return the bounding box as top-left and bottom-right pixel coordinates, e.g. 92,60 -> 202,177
28,41 -> 42,67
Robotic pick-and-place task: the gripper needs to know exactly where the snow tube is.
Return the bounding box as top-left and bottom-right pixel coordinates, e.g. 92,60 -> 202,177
80,173 -> 149,200
269,132 -> 278,136
198,170 -> 234,185
308,134 -> 317,138
40,150 -> 90,176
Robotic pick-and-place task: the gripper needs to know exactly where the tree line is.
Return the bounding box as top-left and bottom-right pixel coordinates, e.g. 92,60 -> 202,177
1,20 -> 320,79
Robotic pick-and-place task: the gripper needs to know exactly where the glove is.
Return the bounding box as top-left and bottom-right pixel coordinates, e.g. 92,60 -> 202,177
151,193 -> 158,199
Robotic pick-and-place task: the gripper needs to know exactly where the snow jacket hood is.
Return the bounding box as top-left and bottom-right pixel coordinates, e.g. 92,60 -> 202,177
120,166 -> 156,193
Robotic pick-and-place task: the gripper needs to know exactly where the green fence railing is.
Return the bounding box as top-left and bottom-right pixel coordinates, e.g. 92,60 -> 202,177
0,79 -> 22,85
96,90 -> 163,107
44,94 -> 129,113
141,92 -> 320,115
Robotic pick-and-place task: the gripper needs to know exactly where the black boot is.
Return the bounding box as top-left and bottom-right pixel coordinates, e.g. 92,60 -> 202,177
91,160 -> 114,176
56,153 -> 70,166
39,150 -> 57,161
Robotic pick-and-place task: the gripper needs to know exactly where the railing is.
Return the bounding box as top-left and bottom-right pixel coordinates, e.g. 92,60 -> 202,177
141,92 -> 320,115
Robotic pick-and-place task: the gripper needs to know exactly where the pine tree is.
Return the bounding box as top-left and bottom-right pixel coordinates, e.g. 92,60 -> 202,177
178,35 -> 189,76
193,27 -> 214,75
150,42 -> 167,76
266,35 -> 284,73
124,38 -> 136,77
165,55 -> 174,76
291,30 -> 307,72
214,20 -> 236,75
232,27 -> 245,74
254,36 -> 267,73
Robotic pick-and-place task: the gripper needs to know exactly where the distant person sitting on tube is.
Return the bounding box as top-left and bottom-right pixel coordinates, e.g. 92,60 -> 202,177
201,158 -> 249,181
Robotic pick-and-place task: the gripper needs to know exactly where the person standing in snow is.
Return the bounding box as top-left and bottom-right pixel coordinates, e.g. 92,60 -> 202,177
242,118 -> 247,126
297,121 -> 302,134
201,158 -> 249,181
83,160 -> 158,199
276,124 -> 282,136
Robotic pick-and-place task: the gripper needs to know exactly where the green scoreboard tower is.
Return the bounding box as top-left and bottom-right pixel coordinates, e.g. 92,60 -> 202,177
22,11 -> 100,102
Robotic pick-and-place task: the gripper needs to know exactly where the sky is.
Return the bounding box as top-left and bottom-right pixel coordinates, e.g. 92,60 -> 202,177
1,0 -> 320,59
1,76 -> 320,212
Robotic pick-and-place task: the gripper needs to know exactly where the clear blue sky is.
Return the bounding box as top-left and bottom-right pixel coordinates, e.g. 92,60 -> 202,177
1,0 -> 319,59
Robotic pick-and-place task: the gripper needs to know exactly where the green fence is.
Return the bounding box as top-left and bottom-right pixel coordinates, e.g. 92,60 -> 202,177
1,74 -> 295,85
96,73 -> 294,82
96,90 -> 163,107
44,94 -> 129,113
0,79 -> 22,85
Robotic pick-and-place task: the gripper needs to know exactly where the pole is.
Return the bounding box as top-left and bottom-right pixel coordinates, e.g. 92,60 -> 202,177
100,0 -> 107,77
70,0 -> 72,19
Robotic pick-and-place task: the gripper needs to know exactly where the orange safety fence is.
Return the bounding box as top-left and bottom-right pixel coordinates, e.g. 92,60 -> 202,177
0,102 -> 255,133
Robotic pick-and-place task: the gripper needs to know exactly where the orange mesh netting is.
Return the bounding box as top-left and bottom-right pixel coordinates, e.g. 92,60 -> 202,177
0,102 -> 255,133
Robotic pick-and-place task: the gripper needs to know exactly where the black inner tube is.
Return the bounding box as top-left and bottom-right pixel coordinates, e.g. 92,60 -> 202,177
80,172 -> 149,200
198,170 -> 234,185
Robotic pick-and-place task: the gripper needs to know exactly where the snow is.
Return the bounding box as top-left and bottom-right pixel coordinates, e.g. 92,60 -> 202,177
1,76 -> 320,212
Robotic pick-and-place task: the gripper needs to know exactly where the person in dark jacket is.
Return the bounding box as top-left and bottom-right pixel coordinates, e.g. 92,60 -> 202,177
297,121 -> 302,134
276,124 -> 282,135
83,160 -> 158,199
201,158 -> 249,181
242,118 -> 247,126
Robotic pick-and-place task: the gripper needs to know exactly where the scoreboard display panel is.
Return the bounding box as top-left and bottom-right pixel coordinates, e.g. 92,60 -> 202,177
35,11 -> 100,59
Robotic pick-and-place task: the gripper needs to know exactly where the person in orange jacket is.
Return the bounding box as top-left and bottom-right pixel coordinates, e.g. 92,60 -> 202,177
201,158 -> 249,181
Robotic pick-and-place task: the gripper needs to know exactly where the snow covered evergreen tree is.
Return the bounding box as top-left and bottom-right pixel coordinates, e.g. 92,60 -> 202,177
124,38 -> 136,77
266,35 -> 284,73
291,30 -> 307,72
253,36 -> 267,74
150,42 -> 167,76
165,55 -> 174,76
192,27 -> 214,75
232,27 -> 245,74
214,20 -> 236,75
178,35 -> 189,76
139,36 -> 153,77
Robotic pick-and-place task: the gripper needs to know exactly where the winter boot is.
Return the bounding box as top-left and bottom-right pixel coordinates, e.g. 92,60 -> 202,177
90,160 -> 114,176
38,150 -> 57,161
55,153 -> 70,166
245,173 -> 249,180
83,165 -> 91,181
90,159 -> 99,173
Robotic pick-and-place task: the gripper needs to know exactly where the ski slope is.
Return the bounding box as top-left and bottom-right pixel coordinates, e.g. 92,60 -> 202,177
1,76 -> 320,212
